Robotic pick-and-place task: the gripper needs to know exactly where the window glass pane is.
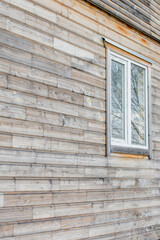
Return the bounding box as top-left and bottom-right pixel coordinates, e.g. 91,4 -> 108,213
111,60 -> 125,140
131,63 -> 146,145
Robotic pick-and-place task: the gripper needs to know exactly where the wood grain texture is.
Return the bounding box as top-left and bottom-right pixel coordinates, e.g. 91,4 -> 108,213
0,0 -> 159,239
86,0 -> 160,42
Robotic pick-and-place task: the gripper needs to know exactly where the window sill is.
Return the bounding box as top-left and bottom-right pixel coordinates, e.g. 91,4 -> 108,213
111,145 -> 151,158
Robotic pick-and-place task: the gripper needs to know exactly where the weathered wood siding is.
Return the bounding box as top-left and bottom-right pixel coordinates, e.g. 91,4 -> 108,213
0,0 -> 160,239
87,0 -> 160,42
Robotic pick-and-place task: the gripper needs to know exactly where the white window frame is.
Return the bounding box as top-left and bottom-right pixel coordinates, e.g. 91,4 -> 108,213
110,54 -> 128,146
106,49 -> 152,158
110,51 -> 148,149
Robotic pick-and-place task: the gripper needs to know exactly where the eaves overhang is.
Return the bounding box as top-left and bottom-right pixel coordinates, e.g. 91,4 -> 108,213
86,0 -> 160,43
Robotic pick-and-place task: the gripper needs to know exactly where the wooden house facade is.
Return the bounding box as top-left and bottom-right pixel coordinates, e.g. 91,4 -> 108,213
0,0 -> 160,239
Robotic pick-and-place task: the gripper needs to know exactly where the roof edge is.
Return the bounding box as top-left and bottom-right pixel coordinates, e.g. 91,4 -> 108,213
86,0 -> 160,43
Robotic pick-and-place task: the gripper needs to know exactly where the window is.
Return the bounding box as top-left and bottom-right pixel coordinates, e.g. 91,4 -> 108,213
111,52 -> 148,148
106,49 -> 152,158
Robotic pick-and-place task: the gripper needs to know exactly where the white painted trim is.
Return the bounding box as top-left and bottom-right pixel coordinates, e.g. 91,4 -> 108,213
128,60 -> 131,145
110,54 -> 127,145
110,51 -> 149,150
148,67 -> 152,159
